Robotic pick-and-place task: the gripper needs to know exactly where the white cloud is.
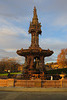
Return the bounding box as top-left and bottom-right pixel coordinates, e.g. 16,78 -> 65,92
0,49 -> 25,64
0,0 -> 67,63
0,17 -> 30,49
0,49 -> 17,58
53,14 -> 67,26
0,36 -> 66,63
0,27 -> 18,36
45,54 -> 57,63
40,38 -> 67,55
0,22 -> 28,37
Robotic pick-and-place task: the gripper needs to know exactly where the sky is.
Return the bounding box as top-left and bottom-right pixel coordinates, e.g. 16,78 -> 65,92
0,0 -> 67,64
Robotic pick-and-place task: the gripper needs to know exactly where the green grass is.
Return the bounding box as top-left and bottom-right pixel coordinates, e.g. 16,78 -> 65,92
0,72 -> 22,76
0,73 -> 8,76
10,72 -> 22,75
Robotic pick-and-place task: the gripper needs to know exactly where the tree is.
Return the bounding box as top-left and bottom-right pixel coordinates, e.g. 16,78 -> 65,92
57,48 -> 67,67
0,58 -> 20,73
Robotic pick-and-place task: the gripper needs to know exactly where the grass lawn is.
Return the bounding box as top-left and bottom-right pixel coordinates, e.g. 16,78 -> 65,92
0,72 -> 22,76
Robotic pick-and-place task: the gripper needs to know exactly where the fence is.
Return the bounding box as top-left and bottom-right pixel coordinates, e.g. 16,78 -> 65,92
0,79 -> 67,88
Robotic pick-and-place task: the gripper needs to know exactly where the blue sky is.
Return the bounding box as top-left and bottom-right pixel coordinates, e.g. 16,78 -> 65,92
0,0 -> 67,63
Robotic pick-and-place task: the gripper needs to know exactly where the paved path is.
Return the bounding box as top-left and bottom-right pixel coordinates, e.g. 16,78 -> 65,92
0,91 -> 67,100
0,87 -> 67,92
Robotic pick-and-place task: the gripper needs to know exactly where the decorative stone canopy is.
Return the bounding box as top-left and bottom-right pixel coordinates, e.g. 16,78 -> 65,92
28,6 -> 42,34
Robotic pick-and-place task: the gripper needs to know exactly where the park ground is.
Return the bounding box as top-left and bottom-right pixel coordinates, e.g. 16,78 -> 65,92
0,72 -> 21,76
0,91 -> 67,100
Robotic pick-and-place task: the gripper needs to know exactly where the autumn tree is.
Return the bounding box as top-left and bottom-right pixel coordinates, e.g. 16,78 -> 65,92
57,48 -> 67,68
0,58 -> 20,73
0,59 -> 6,73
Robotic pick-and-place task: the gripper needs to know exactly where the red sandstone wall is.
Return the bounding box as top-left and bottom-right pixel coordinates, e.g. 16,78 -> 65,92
0,79 -> 7,87
15,80 -> 41,87
7,79 -> 14,87
0,79 -> 14,87
62,80 -> 67,88
15,80 -> 27,87
0,79 -> 67,88
42,80 -> 61,88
